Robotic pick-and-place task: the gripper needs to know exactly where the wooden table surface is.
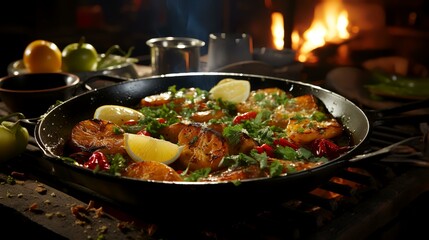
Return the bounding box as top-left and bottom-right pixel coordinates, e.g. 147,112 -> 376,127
0,151 -> 158,239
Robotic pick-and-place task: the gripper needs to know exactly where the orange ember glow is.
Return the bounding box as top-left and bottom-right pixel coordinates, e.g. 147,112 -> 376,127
292,0 -> 354,63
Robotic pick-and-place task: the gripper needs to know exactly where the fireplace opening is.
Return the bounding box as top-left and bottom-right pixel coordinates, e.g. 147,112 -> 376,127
214,0 -> 428,81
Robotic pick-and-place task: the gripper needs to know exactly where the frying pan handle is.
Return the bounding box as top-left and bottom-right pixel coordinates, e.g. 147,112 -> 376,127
374,98 -> 429,116
75,75 -> 129,94
0,112 -> 40,128
371,114 -> 429,127
348,136 -> 422,163
366,98 -> 429,126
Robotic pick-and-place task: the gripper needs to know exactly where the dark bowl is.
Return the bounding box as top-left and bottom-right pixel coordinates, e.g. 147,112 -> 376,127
0,73 -> 80,118
253,47 -> 296,67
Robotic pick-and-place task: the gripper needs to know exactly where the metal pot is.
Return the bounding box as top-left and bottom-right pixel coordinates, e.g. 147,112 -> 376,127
146,37 -> 205,74
33,72 -> 429,221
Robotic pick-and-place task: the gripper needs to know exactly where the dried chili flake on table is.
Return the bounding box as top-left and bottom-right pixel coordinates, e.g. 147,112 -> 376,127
35,185 -> 47,194
28,202 -> 44,214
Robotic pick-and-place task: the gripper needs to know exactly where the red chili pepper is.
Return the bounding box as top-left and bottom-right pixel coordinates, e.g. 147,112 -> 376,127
233,111 -> 257,124
84,151 -> 110,170
123,119 -> 138,125
157,118 -> 166,124
311,138 -> 348,159
255,143 -> 275,157
197,102 -> 207,111
136,129 -> 151,136
273,138 -> 299,150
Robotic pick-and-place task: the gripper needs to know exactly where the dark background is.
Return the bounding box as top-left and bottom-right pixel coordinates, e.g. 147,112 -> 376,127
0,0 -> 224,76
0,0 -> 428,77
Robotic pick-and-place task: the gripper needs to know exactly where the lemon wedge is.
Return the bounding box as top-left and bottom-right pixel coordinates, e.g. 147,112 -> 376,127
209,78 -> 251,103
217,78 -> 235,85
94,105 -> 144,125
124,133 -> 183,164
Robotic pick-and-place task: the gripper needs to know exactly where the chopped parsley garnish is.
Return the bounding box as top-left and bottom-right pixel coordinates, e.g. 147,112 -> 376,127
108,153 -> 128,176
182,168 -> 211,182
275,146 -> 299,160
113,127 -> 124,135
223,125 -> 243,145
311,111 -> 328,121
269,160 -> 284,177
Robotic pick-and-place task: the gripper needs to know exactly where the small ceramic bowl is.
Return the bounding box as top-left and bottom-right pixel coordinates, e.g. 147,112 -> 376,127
7,54 -> 139,81
0,73 -> 80,118
253,47 -> 296,68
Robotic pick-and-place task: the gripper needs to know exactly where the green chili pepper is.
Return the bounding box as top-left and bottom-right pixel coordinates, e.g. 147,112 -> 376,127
0,113 -> 29,163
97,45 -> 138,70
365,70 -> 429,99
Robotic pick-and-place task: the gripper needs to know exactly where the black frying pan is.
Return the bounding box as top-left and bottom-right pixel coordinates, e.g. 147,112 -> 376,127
33,72 -> 428,221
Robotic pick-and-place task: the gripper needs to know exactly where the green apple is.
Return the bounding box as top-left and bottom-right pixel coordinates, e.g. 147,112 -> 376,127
62,37 -> 98,72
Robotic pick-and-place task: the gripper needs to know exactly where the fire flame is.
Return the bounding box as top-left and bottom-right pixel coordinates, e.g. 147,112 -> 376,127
292,0 -> 353,63
271,12 -> 285,50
